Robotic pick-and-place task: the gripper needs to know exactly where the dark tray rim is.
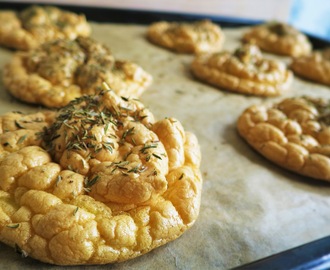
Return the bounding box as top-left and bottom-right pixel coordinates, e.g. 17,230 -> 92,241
0,2 -> 330,270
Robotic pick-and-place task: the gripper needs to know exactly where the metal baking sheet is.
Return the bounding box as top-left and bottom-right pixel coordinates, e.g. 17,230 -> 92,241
0,3 -> 330,270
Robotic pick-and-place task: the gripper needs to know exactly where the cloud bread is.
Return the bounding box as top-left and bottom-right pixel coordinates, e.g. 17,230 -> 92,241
3,36 -> 152,108
242,22 -> 312,57
191,44 -> 293,96
0,5 -> 91,51
290,48 -> 330,86
0,89 -> 202,265
147,19 -> 224,54
237,96 -> 330,181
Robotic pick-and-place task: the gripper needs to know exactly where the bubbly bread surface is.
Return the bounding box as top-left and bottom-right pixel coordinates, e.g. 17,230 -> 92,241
0,5 -> 91,50
147,20 -> 225,54
191,44 -> 293,96
290,48 -> 330,86
242,22 -> 312,57
0,90 -> 202,265
237,96 -> 330,181
3,36 -> 152,108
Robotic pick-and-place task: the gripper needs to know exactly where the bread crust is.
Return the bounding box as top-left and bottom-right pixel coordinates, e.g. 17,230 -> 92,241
3,37 -> 152,108
147,20 -> 224,54
0,90 -> 202,265
290,48 -> 330,86
0,5 -> 91,50
237,96 -> 330,181
242,22 -> 312,57
191,44 -> 293,96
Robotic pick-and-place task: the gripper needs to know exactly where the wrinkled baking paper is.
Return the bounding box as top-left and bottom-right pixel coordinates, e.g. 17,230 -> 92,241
0,22 -> 329,270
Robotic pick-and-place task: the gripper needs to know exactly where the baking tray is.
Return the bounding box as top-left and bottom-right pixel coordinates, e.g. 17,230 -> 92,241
0,2 -> 330,270
1,0 -> 329,49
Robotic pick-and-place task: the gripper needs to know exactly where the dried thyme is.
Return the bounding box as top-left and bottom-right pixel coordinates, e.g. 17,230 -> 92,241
152,153 -> 162,160
7,223 -> 20,229
17,135 -> 27,144
73,207 -> 79,216
15,120 -> 24,129
85,175 -> 100,188
56,175 -> 62,186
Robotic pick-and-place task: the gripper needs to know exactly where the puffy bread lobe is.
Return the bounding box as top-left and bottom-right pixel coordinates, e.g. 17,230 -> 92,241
237,96 -> 330,181
0,111 -> 55,163
191,44 -> 293,96
3,36 -> 152,108
147,20 -> 225,54
242,22 -> 312,57
0,89 -> 202,265
290,48 -> 330,86
0,5 -> 91,50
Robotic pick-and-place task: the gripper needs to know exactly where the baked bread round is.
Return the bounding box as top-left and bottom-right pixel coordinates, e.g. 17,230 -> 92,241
147,20 -> 224,54
290,48 -> 330,86
191,44 -> 293,96
0,5 -> 91,50
242,22 -> 312,57
237,96 -> 330,181
3,36 -> 152,108
0,89 -> 202,265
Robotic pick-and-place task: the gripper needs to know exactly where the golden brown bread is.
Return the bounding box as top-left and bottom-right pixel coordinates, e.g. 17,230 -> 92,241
242,22 -> 312,57
0,89 -> 202,265
3,36 -> 152,108
0,5 -> 91,50
191,44 -> 293,96
290,48 -> 330,86
237,96 -> 330,181
147,20 -> 224,54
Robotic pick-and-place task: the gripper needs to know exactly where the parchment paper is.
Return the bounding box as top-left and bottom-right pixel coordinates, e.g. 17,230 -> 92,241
0,22 -> 330,270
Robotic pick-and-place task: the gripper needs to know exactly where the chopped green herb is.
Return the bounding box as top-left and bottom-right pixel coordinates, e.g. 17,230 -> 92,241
140,144 -> 157,153
15,120 -> 24,129
121,96 -> 129,101
103,142 -> 114,153
85,175 -> 100,188
7,223 -> 20,229
84,187 -> 91,193
50,134 -> 61,141
17,135 -> 27,144
63,121 -> 74,129
104,123 -> 110,134
121,127 -> 135,142
127,164 -> 146,174
56,175 -> 62,186
152,153 -> 162,160
127,165 -> 140,173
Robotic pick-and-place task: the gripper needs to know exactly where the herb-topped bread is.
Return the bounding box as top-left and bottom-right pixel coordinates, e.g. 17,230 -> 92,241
147,20 -> 225,54
191,44 -> 293,96
3,36 -> 152,108
0,89 -> 202,265
242,22 -> 312,57
0,5 -> 91,50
